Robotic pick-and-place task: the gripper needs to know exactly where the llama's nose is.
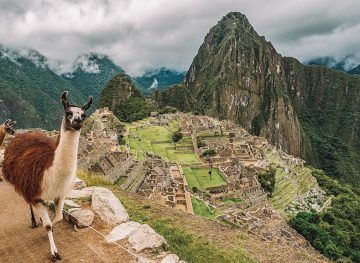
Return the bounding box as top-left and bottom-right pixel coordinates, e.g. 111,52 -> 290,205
74,117 -> 82,122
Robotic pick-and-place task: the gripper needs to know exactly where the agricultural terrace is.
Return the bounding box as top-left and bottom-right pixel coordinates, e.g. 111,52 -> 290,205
190,196 -> 223,220
265,149 -> 318,215
125,119 -> 201,165
182,166 -> 227,191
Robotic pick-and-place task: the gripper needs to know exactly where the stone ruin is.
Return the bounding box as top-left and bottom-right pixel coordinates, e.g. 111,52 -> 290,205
137,154 -> 193,214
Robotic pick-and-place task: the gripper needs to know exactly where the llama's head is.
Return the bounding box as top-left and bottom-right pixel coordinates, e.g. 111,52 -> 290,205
1,119 -> 16,135
61,91 -> 93,131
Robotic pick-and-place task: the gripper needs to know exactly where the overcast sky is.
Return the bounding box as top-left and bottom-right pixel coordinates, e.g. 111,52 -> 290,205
0,0 -> 359,75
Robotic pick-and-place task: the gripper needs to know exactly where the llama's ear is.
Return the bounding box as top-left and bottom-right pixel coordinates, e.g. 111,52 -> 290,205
82,95 -> 93,111
61,91 -> 70,109
4,119 -> 16,127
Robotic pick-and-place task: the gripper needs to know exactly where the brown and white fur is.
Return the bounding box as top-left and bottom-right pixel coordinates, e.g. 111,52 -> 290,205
0,119 -> 16,147
2,92 -> 93,262
0,119 -> 15,181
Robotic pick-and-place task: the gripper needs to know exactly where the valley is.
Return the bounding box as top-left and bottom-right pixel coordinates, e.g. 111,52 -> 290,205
0,8 -> 359,263
74,108 -> 328,262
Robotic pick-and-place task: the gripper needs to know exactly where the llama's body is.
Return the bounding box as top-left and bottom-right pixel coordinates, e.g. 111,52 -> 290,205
3,126 -> 79,204
3,132 -> 57,203
2,92 -> 92,262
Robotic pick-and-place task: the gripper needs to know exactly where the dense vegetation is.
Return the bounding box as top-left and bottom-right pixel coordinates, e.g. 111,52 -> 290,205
154,85 -> 198,113
171,130 -> 183,143
257,166 -> 276,196
290,169 -> 360,262
98,73 -> 156,122
0,49 -> 84,129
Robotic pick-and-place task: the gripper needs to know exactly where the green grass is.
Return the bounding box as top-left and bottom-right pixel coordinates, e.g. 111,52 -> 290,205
110,188 -> 255,263
126,122 -> 201,164
183,166 -> 227,190
115,176 -> 127,186
77,170 -> 112,187
191,197 -> 223,220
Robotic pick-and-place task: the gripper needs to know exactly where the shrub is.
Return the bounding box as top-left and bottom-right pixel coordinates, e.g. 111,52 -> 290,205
257,166 -> 276,196
201,149 -> 216,158
172,130 -> 183,143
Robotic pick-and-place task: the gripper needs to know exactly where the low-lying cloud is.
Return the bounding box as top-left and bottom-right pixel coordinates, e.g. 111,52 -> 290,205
0,0 -> 359,75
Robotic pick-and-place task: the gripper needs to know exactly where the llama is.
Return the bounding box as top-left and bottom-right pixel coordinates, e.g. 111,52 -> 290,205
2,91 -> 93,262
0,119 -> 16,181
0,119 -> 16,147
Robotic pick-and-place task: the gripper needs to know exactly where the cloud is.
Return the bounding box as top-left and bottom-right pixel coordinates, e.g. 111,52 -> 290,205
0,0 -> 359,75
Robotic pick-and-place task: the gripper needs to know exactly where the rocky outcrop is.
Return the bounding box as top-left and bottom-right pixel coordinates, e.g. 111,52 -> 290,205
69,209 -> 95,228
63,184 -> 181,262
106,221 -> 166,252
161,254 -> 180,263
67,187 -> 94,199
91,187 -> 129,226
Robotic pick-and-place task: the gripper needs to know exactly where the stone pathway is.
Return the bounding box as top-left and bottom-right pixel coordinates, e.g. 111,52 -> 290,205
0,181 -> 136,262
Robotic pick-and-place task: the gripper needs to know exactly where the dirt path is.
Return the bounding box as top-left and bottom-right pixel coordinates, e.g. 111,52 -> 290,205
0,181 -> 136,263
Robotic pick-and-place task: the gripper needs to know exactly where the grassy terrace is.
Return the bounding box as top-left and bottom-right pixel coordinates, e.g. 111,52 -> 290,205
126,120 -> 200,164
191,196 -> 223,220
183,166 -> 227,190
265,148 -> 319,216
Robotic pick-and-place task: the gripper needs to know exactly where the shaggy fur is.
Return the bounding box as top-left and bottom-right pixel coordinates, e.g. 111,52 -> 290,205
3,132 -> 58,204
0,130 -> 5,148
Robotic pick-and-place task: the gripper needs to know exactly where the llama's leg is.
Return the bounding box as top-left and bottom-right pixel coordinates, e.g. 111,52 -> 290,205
29,205 -> 38,228
52,196 -> 65,226
35,203 -> 61,261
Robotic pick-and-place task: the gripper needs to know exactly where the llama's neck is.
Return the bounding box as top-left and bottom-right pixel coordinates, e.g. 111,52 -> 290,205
53,120 -> 81,175
0,127 -> 6,148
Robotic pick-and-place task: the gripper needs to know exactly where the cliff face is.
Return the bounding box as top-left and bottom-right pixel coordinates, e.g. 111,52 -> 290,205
284,58 -> 360,185
159,12 -> 360,185
184,12 -> 303,156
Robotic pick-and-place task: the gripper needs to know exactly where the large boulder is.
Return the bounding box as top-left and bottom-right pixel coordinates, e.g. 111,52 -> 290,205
91,187 -> 129,226
128,224 -> 166,252
106,221 -> 166,252
161,254 -> 180,263
64,199 -> 80,208
67,187 -> 94,199
70,209 -> 95,228
106,221 -> 142,243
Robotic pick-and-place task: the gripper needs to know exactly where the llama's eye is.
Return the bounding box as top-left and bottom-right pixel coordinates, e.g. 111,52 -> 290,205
81,114 -> 86,119
66,111 -> 73,118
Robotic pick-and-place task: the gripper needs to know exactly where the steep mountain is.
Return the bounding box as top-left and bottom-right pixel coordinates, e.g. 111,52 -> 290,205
98,73 -> 155,122
133,68 -> 186,96
182,12 -> 304,157
62,53 -> 124,106
0,45 -> 84,130
159,12 -> 360,187
348,64 -> 360,75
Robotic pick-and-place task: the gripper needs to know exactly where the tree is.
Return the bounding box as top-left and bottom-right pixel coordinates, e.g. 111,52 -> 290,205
172,130 -> 182,143
257,166 -> 276,196
201,149 -> 216,158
